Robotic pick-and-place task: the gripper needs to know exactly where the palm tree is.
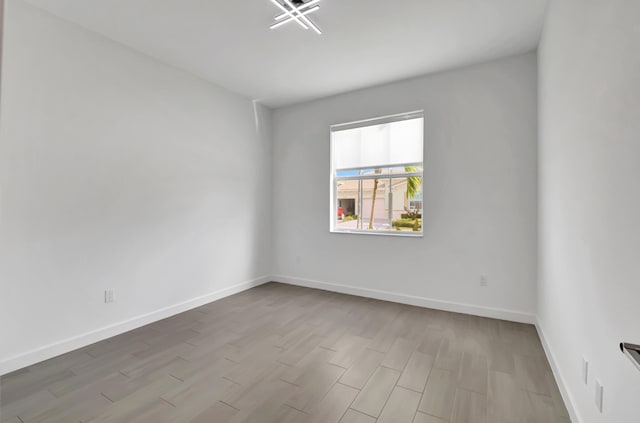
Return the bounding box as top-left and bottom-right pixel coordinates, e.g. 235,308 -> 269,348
404,166 -> 422,202
368,166 -> 422,230
367,168 -> 382,229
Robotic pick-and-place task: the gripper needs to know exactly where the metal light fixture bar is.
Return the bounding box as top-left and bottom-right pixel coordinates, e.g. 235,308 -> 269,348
273,0 -> 321,20
269,0 -> 322,34
282,0 -> 321,34
270,6 -> 320,30
269,0 -> 307,29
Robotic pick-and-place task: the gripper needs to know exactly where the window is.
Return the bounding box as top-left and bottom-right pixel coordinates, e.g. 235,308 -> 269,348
409,191 -> 423,211
330,111 -> 424,236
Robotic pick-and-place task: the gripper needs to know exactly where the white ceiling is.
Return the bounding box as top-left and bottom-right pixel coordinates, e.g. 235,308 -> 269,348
24,0 -> 548,108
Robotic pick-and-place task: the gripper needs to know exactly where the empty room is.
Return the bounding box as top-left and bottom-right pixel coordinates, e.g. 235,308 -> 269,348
0,0 -> 638,422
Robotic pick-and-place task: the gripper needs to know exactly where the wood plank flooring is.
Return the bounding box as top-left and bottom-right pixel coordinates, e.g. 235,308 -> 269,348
0,282 -> 570,423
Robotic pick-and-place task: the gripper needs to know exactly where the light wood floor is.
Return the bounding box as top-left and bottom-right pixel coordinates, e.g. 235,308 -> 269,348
1,283 -> 570,423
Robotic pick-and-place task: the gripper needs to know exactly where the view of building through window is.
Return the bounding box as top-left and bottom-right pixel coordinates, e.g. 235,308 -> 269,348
330,112 -> 424,235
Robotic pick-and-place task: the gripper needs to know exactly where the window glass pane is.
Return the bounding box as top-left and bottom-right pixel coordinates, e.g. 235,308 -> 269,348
388,165 -> 423,174
390,176 -> 422,233
336,179 -> 361,229
337,166 -> 422,178
360,178 -> 391,230
409,200 -> 423,210
335,175 -> 423,233
359,167 -> 382,176
336,169 -> 361,177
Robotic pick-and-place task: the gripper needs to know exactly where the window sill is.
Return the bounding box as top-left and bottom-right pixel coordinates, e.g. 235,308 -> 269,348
330,229 -> 423,238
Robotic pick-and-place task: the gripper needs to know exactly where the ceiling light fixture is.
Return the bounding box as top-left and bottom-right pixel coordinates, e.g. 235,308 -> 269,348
269,0 -> 322,34
273,0 -> 321,21
270,0 -> 307,29
270,6 -> 320,30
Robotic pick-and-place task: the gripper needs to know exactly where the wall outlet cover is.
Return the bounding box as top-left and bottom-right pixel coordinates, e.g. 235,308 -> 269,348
104,289 -> 115,303
480,275 -> 488,287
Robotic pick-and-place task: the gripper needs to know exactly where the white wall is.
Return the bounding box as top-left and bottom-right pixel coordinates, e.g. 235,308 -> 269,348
0,0 -> 4,100
271,53 -> 538,321
537,1 -> 640,421
0,0 -> 272,374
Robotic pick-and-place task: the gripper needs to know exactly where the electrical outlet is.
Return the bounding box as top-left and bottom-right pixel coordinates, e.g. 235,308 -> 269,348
595,380 -> 604,413
582,357 -> 589,385
104,289 -> 115,303
480,275 -> 488,287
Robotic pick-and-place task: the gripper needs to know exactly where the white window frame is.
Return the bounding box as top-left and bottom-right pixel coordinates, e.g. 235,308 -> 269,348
329,111 -> 424,237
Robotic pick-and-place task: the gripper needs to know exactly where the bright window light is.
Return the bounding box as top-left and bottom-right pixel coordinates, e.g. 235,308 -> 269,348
330,112 -> 424,236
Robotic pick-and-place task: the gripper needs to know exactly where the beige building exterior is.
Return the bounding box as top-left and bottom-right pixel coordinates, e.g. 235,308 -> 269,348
337,176 -> 421,227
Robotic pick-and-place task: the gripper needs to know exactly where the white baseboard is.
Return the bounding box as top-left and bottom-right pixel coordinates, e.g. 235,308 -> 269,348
272,275 -> 535,324
535,319 -> 581,423
0,276 -> 270,376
